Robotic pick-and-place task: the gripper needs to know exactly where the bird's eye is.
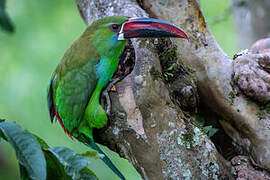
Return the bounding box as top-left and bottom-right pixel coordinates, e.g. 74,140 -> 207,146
109,23 -> 121,32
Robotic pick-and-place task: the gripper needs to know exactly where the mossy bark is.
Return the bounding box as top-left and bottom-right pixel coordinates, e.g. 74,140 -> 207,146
75,0 -> 233,179
140,0 -> 270,171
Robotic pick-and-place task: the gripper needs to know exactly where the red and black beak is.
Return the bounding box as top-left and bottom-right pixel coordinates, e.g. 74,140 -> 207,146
118,17 -> 189,41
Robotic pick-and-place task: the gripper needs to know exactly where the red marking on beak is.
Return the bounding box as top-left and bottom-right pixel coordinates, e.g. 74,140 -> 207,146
120,18 -> 189,40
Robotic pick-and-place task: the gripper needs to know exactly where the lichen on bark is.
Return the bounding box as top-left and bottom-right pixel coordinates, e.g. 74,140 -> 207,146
73,0 -> 264,179
140,0 -> 270,171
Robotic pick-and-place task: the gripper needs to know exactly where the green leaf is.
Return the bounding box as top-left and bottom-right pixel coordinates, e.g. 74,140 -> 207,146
208,128 -> 219,137
80,167 -> 98,180
27,134 -> 97,179
19,164 -> 31,180
165,72 -> 174,77
202,125 -> 219,137
0,122 -> 46,180
0,0 -> 15,33
203,125 -> 212,133
81,151 -> 99,159
0,121 -> 7,141
43,149 -> 72,180
32,135 -> 72,179
49,146 -> 97,180
33,134 -> 50,149
166,63 -> 176,71
195,115 -> 205,126
31,135 -> 72,179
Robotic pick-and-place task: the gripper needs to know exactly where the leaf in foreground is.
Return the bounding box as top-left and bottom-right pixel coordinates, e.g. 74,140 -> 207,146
43,149 -> 72,180
0,0 -> 15,33
0,122 -> 46,180
49,146 -> 98,180
81,151 -> 99,159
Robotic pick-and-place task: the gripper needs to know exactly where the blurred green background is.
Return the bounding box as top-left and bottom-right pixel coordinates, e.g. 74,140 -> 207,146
0,0 -> 236,179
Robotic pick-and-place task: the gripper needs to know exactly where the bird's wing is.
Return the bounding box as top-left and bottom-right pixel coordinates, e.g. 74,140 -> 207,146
47,73 -> 56,123
47,42 -> 100,135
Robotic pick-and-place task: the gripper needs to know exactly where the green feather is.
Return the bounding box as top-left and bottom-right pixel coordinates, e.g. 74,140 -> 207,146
48,15 -> 188,180
48,16 -> 128,180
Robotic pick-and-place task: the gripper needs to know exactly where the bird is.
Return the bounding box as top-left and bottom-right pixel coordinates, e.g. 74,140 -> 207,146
47,16 -> 188,180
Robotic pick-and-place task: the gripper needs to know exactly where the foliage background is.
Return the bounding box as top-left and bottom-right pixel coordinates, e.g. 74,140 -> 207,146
0,0 -> 236,179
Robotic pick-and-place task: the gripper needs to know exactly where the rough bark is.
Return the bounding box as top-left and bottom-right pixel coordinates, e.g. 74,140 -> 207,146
75,0 -> 270,178
233,52 -> 270,104
231,156 -> 270,179
76,0 -> 232,179
140,0 -> 270,171
232,0 -> 270,49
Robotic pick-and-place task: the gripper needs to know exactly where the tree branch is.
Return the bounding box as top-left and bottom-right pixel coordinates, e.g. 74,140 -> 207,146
76,0 -> 232,179
139,0 -> 270,171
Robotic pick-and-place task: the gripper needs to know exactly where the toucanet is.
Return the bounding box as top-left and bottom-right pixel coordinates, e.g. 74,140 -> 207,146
47,16 -> 188,180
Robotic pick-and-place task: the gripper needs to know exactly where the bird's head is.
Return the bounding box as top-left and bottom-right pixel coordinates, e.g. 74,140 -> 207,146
84,16 -> 189,58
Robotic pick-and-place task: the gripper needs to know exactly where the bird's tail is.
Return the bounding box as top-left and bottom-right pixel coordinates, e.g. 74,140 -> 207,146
86,136 -> 126,180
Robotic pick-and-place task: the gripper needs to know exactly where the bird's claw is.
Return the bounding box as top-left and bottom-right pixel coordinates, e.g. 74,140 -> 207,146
102,78 -> 120,115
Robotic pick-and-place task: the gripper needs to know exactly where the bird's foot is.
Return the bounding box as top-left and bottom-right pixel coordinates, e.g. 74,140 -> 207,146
101,77 -> 120,115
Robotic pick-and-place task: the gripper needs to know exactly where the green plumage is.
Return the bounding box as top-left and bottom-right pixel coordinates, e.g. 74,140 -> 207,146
47,15 -> 188,180
50,16 -> 127,134
48,16 -> 128,180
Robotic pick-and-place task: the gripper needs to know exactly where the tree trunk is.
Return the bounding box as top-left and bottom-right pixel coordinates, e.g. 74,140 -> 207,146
75,0 -> 270,179
139,0 -> 270,172
233,0 -> 270,49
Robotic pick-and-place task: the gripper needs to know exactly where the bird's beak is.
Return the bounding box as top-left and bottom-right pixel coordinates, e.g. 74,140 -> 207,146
118,17 -> 189,41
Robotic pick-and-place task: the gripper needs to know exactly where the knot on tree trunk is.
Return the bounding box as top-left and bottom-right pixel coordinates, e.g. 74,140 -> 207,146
231,156 -> 270,179
251,38 -> 270,54
233,38 -> 270,104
